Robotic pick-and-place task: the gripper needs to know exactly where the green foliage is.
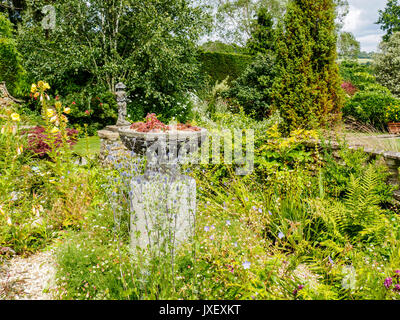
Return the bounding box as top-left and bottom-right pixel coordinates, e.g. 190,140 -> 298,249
226,54 -> 276,119
342,89 -> 400,129
339,60 -> 375,89
214,0 -> 287,46
200,40 -> 247,54
63,87 -> 117,136
17,0 -> 210,122
377,0 -> 400,42
337,32 -> 361,60
246,6 -> 276,55
272,0 -> 344,132
385,103 -> 400,123
374,31 -> 400,98
339,60 -> 399,128
0,13 -> 25,96
198,50 -> 253,85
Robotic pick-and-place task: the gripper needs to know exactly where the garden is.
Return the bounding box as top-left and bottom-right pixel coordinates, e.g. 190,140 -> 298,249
1,0 -> 400,302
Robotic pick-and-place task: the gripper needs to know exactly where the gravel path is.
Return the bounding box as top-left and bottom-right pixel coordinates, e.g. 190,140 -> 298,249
0,248 -> 57,300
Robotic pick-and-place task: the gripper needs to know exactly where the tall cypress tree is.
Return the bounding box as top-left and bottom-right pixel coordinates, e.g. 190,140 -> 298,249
272,0 -> 343,132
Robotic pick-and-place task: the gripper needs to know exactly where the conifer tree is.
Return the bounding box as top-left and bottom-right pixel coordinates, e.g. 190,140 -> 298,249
272,0 -> 343,132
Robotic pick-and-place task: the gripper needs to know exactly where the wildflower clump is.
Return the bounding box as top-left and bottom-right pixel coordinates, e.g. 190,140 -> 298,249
385,104 -> 400,123
384,270 -> 400,295
24,81 -> 78,158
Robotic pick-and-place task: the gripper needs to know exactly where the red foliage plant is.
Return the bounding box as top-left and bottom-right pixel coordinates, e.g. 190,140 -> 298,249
130,113 -> 201,132
341,81 -> 358,96
22,126 -> 79,158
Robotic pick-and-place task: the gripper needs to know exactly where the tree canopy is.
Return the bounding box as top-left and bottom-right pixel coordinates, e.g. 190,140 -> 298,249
17,0 -> 211,120
377,0 -> 400,42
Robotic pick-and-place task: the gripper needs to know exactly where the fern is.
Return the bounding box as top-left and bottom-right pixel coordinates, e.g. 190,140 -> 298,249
311,164 -> 392,245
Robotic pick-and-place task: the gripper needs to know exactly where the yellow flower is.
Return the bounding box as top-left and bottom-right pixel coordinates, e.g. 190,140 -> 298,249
50,127 -> 59,134
16,145 -> 23,155
30,84 -> 37,93
63,107 -> 71,114
34,92 -> 40,98
0,206 -> 4,215
37,81 -> 44,89
50,115 -> 58,123
43,82 -> 50,90
61,115 -> 68,123
46,108 -> 55,118
10,113 -> 21,122
6,216 -> 12,226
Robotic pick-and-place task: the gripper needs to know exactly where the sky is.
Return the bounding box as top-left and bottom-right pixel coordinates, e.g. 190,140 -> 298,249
343,0 -> 387,52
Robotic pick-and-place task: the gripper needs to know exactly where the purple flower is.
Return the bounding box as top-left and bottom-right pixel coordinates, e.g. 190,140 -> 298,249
384,277 -> 393,289
233,242 -> 238,247
278,232 -> 285,239
209,235 -> 215,240
252,206 -> 257,211
204,226 -> 210,232
226,220 -> 231,226
268,211 -> 272,216
258,208 -> 263,213
293,284 -> 304,295
242,261 -> 251,270
395,284 -> 400,292
395,270 -> 400,276
328,256 -> 334,266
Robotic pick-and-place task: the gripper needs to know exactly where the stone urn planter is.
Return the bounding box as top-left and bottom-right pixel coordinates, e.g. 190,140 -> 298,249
388,122 -> 400,135
118,126 -> 208,175
117,118 -> 207,252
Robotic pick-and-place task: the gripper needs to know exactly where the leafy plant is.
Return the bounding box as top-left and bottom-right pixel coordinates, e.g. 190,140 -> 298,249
343,90 -> 400,129
385,104 -> 400,123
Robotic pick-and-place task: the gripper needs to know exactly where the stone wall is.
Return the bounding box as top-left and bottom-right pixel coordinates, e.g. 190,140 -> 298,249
306,138 -> 400,200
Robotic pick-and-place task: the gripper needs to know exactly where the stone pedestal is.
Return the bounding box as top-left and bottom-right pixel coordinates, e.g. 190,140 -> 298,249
129,174 -> 196,252
97,125 -> 128,164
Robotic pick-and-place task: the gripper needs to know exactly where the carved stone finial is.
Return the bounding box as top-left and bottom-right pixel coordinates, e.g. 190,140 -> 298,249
115,82 -> 130,126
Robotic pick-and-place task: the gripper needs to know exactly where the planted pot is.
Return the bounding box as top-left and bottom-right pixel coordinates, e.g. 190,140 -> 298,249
388,122 -> 400,134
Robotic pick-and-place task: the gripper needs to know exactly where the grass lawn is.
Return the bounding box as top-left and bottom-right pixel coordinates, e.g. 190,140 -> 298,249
73,136 -> 101,157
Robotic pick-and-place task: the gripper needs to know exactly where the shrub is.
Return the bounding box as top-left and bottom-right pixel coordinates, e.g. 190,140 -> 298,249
339,60 -> 375,90
198,51 -> 253,85
23,126 -> 78,158
226,54 -> 276,119
63,87 -> 117,135
342,90 -> 400,129
374,31 -> 400,97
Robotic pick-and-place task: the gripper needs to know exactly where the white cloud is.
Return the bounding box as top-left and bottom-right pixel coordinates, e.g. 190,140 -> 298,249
343,5 -> 363,34
343,0 -> 387,52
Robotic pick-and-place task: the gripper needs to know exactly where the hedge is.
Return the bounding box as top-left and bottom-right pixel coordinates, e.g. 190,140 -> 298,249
198,51 -> 253,85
